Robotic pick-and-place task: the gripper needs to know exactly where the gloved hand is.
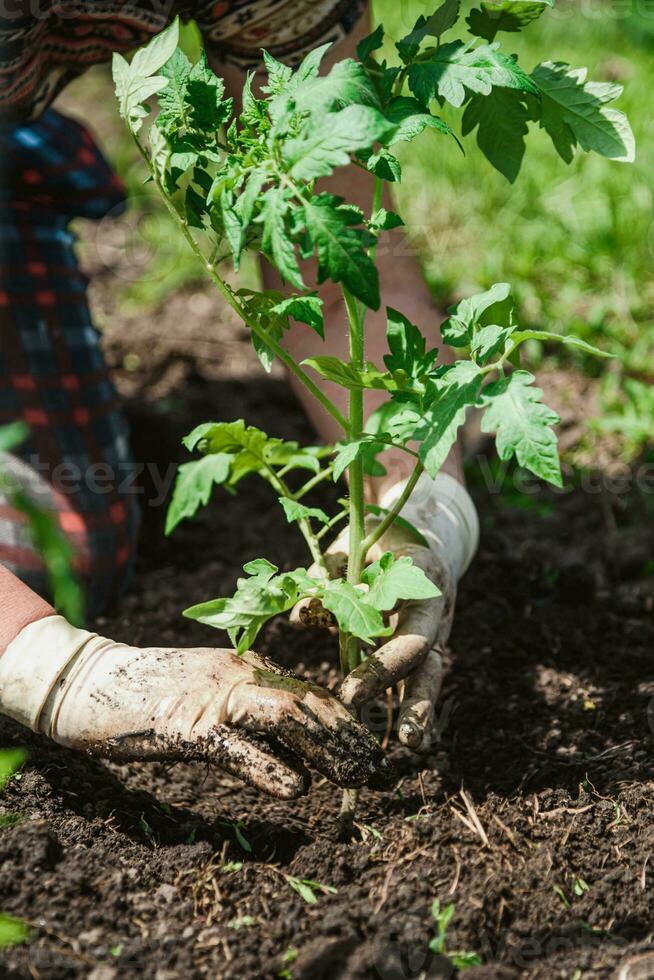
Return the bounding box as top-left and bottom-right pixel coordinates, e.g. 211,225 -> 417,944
297,473 -> 479,753
0,616 -> 391,799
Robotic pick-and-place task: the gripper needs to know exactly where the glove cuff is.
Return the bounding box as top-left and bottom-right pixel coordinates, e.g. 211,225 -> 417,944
379,472 -> 479,580
0,615 -> 98,734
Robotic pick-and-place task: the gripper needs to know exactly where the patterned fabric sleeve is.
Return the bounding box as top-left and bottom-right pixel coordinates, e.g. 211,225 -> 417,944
0,0 -> 367,122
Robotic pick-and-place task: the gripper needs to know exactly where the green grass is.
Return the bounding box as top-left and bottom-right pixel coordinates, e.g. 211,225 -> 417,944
376,0 -> 654,382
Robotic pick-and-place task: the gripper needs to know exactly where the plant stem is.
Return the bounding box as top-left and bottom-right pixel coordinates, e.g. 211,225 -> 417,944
342,285 -> 366,676
361,460 -> 424,555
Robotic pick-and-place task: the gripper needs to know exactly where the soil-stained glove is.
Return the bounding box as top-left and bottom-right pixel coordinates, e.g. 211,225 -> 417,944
0,617 -> 392,799
303,473 -> 478,753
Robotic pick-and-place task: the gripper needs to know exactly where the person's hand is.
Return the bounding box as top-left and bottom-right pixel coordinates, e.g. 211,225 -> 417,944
0,617 -> 392,799
296,473 -> 479,753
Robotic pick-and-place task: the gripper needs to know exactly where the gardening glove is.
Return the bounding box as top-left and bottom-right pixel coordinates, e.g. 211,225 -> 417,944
0,616 -> 392,799
297,473 -> 479,753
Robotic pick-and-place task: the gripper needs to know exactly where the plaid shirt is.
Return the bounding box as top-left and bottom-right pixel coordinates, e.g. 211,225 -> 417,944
0,109 -> 139,616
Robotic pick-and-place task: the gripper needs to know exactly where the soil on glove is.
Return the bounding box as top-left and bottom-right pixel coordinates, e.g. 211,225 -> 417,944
1,85 -> 654,979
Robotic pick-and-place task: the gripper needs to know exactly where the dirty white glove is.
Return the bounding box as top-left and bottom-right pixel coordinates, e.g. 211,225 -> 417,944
0,616 -> 391,799
306,473 -> 479,753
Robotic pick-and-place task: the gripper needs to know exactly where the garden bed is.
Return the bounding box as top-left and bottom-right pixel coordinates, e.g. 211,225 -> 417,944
1,294 -> 653,979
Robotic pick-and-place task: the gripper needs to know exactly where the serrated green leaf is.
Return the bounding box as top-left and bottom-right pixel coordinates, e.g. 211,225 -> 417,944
288,58 -> 380,115
362,552 -> 439,611
321,581 -> 392,644
408,40 -> 538,109
303,194 -> 379,309
303,356 -> 365,389
369,208 -> 404,231
270,295 -> 324,339
158,48 -> 192,132
467,0 -> 552,42
442,283 -> 513,346
396,0 -> 461,62
332,438 -> 387,481
279,497 -> 330,526
384,96 -> 456,145
284,105 -> 395,181
480,369 -> 562,485
531,62 -> 635,164
186,52 -> 233,130
259,188 -> 304,289
417,362 -> 483,477
357,23 -> 384,62
462,88 -> 531,182
365,148 -> 402,182
472,323 -> 515,363
384,307 -> 439,381
165,453 -> 233,534
262,50 -> 294,95
184,562 -> 322,651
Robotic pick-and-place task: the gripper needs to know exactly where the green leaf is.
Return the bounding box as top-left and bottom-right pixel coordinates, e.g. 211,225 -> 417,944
130,18 -> 180,79
511,329 -> 612,358
278,497 -> 330,526
332,437 -> 387,481
262,50 -> 294,94
396,0 -> 461,62
384,96 -> 456,145
417,362 -> 483,477
321,581 -> 392,644
303,356 -> 365,389
408,40 -> 538,109
287,58 -> 380,115
532,62 -> 635,164
302,194 -> 380,309
158,48 -> 192,132
362,552 -> 439,611
0,421 -> 28,453
184,564 -> 322,652
365,148 -> 402,182
186,52 -> 233,130
284,105 -> 395,181
480,369 -> 562,486
270,295 -> 324,339
384,307 -> 439,381
165,453 -> 233,534
357,23 -> 384,62
471,323 -> 514,363
369,208 -> 404,231
259,188 -> 304,289
462,89 -> 531,182
0,914 -> 30,950
442,282 -> 513,346
467,0 -> 552,42
0,748 -> 27,792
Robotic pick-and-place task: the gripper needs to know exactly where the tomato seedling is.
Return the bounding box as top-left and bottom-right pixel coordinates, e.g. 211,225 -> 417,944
114,4 -> 632,811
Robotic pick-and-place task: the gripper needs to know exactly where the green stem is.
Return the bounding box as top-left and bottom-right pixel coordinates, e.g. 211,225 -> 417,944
342,286 -> 366,676
361,460 -> 424,555
293,465 -> 335,500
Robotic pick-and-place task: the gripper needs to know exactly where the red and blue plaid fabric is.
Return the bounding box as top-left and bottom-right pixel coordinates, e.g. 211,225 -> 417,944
0,109 -> 140,616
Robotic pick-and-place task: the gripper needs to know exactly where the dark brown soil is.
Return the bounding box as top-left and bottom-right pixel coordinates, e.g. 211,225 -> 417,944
1,304 -> 653,980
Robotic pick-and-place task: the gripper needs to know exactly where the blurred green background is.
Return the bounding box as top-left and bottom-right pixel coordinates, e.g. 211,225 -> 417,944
66,0 -> 653,458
